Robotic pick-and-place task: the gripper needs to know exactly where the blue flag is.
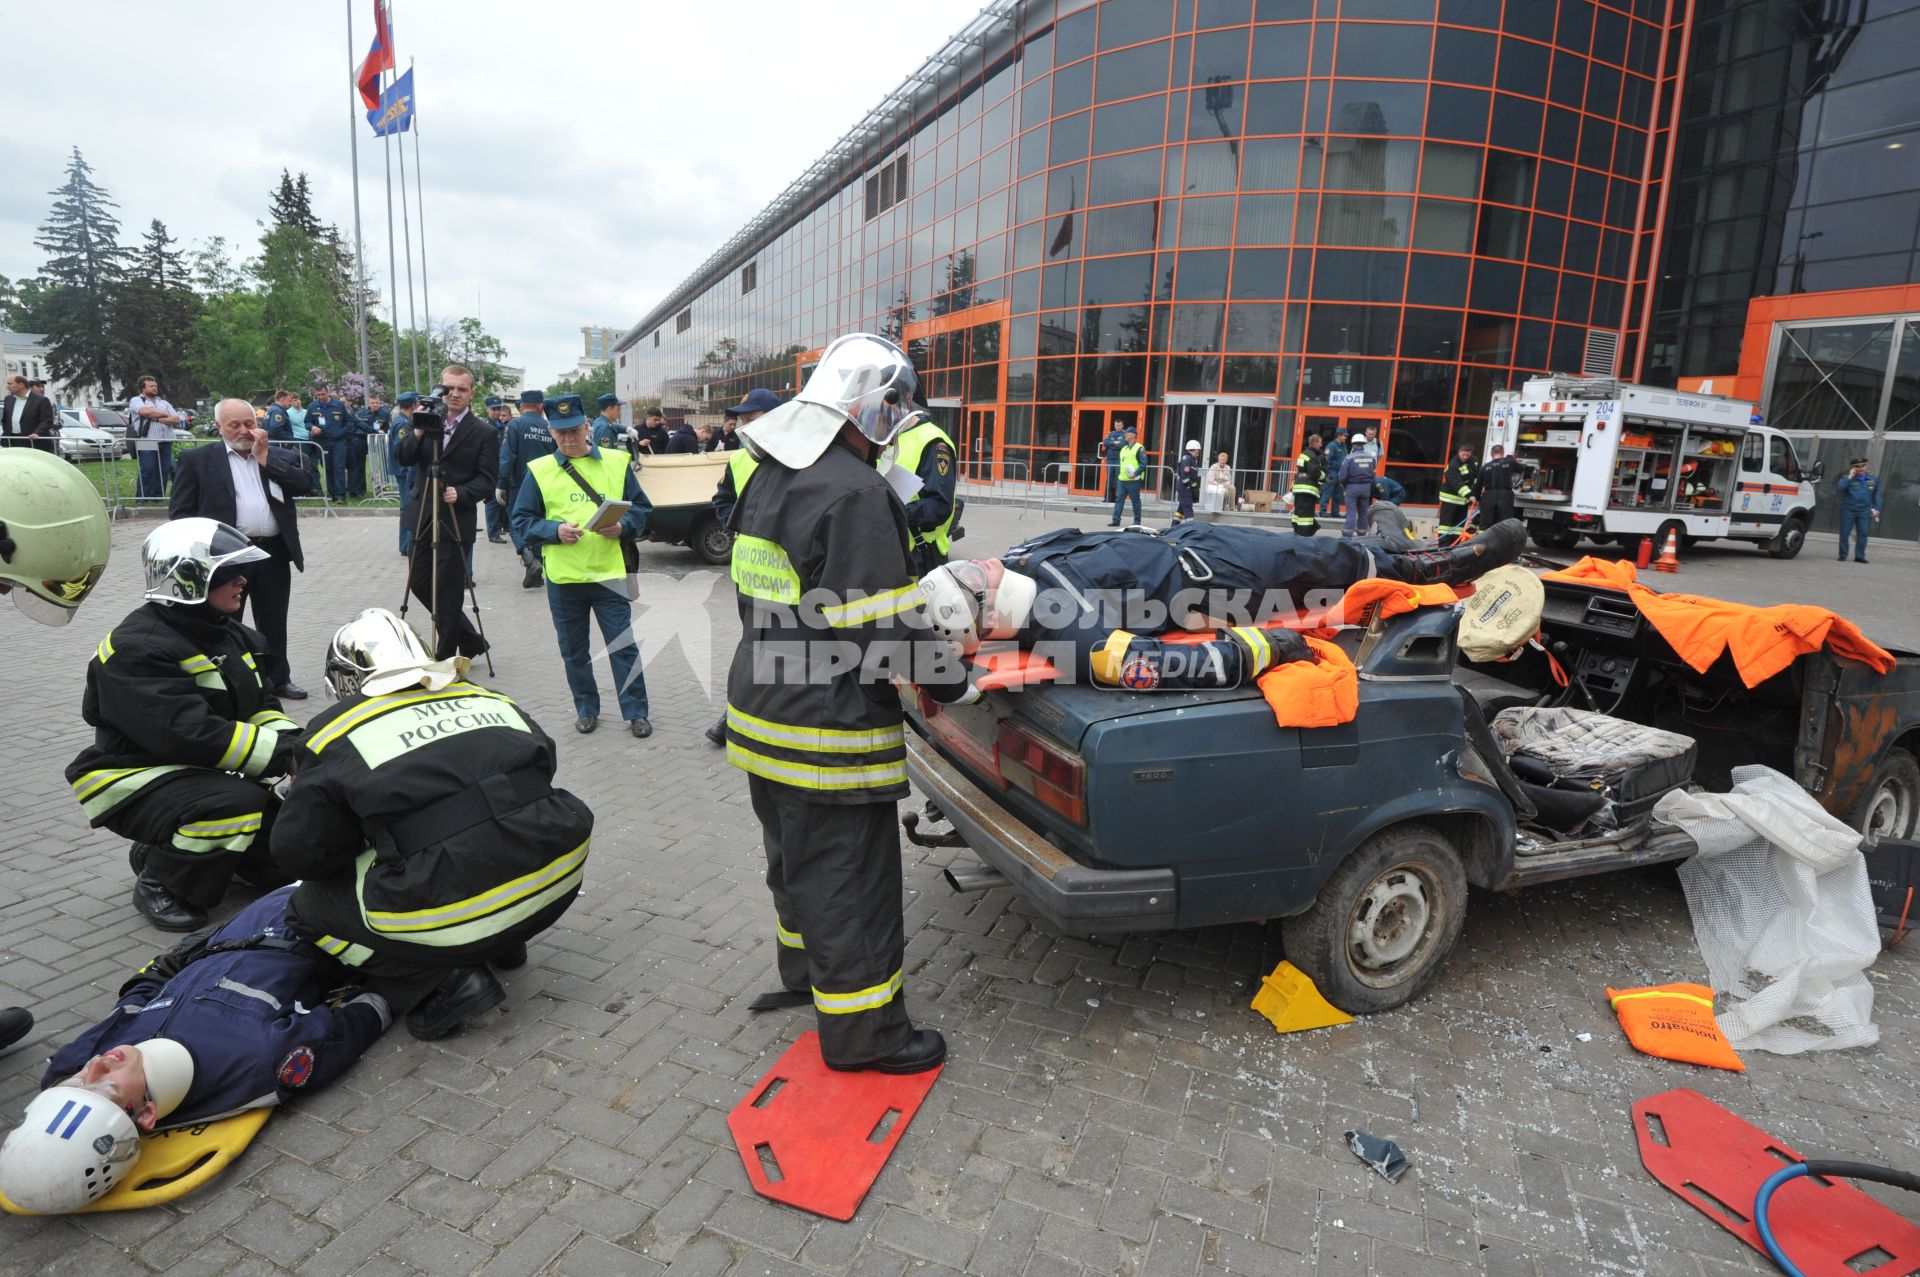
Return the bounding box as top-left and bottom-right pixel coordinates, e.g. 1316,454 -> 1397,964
367,68 -> 414,137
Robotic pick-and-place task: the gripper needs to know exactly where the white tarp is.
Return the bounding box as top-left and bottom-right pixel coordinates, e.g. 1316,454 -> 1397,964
1656,765 -> 1880,1054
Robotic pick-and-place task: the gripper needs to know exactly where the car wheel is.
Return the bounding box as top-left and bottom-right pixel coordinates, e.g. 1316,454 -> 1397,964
1848,747 -> 1919,846
692,514 -> 734,565
1280,823 -> 1468,1015
1766,515 -> 1807,560
1527,520 -> 1579,551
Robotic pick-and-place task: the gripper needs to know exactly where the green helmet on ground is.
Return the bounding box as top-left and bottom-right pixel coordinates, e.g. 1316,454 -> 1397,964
0,450 -> 111,626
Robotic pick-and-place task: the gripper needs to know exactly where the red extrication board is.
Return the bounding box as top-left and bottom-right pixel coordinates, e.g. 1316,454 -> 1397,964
727,1031 -> 943,1221
1633,1088 -> 1920,1277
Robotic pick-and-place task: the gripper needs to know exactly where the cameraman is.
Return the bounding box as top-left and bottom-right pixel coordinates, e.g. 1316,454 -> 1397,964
394,365 -> 498,659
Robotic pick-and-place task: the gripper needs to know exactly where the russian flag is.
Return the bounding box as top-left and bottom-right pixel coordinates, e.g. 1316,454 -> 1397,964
355,0 -> 394,110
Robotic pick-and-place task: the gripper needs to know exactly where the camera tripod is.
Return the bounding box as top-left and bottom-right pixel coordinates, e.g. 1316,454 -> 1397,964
397,419 -> 494,676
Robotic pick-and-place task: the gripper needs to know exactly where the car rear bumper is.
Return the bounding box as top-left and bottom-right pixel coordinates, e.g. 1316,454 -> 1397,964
907,735 -> 1178,935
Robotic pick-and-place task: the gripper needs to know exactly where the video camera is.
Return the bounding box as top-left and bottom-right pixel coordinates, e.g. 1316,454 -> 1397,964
410,385 -> 454,433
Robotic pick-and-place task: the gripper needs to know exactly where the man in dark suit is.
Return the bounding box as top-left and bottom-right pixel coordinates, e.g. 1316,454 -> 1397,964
394,364 -> 498,659
2,375 -> 58,451
168,398 -> 318,698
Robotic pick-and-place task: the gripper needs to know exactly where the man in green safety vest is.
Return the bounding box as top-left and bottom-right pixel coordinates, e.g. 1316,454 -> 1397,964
1109,427 -> 1146,526
509,394 -> 655,738
1438,445 -> 1479,539
1291,433 -> 1325,536
889,406 -> 958,577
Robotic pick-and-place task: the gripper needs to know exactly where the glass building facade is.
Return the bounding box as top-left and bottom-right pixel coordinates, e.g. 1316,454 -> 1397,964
619,0 -> 1905,506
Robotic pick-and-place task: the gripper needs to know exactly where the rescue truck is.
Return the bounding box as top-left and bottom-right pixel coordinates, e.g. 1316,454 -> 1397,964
1486,376 -> 1822,558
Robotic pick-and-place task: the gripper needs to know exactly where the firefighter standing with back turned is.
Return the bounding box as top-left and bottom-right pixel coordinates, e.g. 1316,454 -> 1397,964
1438,445 -> 1480,540
1290,432 -> 1324,536
724,334 -> 974,1074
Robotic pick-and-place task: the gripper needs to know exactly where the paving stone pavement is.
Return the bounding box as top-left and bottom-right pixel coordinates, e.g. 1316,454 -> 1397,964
0,503 -> 1914,1277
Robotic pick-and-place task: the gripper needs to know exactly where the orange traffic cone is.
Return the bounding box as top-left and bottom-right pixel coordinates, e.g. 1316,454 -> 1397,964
1652,526 -> 1680,573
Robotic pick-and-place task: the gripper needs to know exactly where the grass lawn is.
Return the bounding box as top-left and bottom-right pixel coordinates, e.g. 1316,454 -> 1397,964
71,456 -> 401,511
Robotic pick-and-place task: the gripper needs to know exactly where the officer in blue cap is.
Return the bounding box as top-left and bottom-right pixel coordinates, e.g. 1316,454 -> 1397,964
391,392 -> 421,556
498,390 -> 556,588
591,393 -> 631,457
481,396 -> 512,544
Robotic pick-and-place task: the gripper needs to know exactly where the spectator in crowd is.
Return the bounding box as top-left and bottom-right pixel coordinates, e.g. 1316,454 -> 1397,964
168,398 -> 317,699
2,375 -> 58,452
127,375 -> 184,497
263,390 -> 294,442
305,388 -> 351,501
390,391 -> 420,557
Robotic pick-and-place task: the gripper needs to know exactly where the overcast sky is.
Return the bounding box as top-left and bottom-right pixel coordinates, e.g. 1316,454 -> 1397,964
1,0 -> 984,389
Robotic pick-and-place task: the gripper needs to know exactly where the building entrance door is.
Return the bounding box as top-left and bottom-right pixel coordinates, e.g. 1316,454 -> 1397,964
1299,412 -> 1389,463
1165,394 -> 1278,497
1072,406 -> 1141,495
965,405 -> 998,481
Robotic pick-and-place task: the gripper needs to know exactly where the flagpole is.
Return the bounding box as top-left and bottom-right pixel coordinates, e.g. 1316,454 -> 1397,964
410,56 -> 432,372
346,0 -> 371,398
396,95 -> 420,390
383,120 -> 403,393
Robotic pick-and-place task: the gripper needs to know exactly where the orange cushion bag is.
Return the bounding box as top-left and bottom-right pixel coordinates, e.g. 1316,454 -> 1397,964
1605,983 -> 1745,1072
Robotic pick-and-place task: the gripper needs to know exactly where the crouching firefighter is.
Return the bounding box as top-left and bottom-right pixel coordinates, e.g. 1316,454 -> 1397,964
66,519 -> 300,932
726,333 -> 979,1075
273,608 -> 594,1040
0,885 -> 390,1215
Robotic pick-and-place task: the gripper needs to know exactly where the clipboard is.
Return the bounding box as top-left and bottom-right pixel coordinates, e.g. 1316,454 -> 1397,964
584,499 -> 631,533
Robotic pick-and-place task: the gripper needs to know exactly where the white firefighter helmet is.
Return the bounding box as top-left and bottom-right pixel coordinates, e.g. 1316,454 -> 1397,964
917,560 -> 1038,654
1185,440 -> 1201,452
0,449 -> 112,625
142,518 -> 268,606
324,607 -> 456,698
740,333 -> 920,469
0,1086 -> 143,1213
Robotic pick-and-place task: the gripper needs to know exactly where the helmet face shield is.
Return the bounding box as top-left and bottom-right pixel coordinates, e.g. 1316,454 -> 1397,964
9,563 -> 106,625
797,334 -> 919,446
325,607 -> 448,699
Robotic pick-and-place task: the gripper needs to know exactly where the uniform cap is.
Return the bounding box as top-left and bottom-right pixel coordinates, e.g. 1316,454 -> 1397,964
395,391 -> 421,407
596,393 -> 621,409
731,387 -> 782,416
518,389 -> 545,407
483,396 -> 503,409
546,394 -> 586,424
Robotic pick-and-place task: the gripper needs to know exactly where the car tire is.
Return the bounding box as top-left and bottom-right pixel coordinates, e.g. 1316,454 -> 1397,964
1280,822 -> 1468,1015
1527,520 -> 1579,551
1766,515 -> 1807,560
691,514 -> 734,565
1847,746 -> 1919,846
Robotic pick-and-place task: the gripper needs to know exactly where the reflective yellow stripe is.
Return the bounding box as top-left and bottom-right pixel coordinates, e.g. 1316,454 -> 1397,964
364,841 -> 589,932
1609,989 -> 1717,1011
179,813 -> 263,837
725,706 -> 903,754
315,935 -> 376,966
72,764 -> 188,820
1090,630 -> 1135,687
813,969 -> 903,1015
217,723 -> 256,772
730,534 -> 802,604
96,631 -> 115,663
307,683 -> 509,754
819,582 -> 922,628
776,919 -> 805,949
725,741 -> 908,791
240,725 -> 284,777
1230,627 -> 1271,672
249,710 -> 297,729
179,655 -> 217,673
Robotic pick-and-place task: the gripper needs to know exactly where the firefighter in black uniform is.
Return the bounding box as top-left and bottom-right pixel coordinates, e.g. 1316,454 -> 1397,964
725,334 -> 972,1074
1290,433 -> 1325,535
1438,445 -> 1480,540
705,389 -> 779,747
66,519 -> 299,932
1476,443 -> 1520,527
273,608 -> 595,1040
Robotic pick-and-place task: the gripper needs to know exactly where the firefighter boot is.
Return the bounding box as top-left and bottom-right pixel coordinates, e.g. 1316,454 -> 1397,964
1397,519 -> 1526,586
405,966 -> 506,1040
133,869 -> 208,933
825,1027 -> 948,1075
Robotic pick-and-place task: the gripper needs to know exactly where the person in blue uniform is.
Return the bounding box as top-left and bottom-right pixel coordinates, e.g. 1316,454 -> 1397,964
663,416 -> 701,454
263,391 -> 295,443
1835,456 -> 1883,563
0,883 -> 389,1213
304,389 -> 350,502
390,392 -> 420,556
347,394 -> 386,498
479,396 -> 513,543
590,393 -> 632,456
1371,472 -> 1406,505
498,389 -> 555,588
1097,421 -> 1127,503
890,404 -> 959,577
1173,439 -> 1202,525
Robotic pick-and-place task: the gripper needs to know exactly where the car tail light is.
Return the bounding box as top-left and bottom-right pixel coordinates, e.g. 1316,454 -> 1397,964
921,696 -> 1002,784
1571,513 -> 1594,524
995,721 -> 1086,826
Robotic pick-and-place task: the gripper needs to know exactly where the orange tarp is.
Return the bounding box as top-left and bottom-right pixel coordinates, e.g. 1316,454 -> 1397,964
1541,557 -> 1894,688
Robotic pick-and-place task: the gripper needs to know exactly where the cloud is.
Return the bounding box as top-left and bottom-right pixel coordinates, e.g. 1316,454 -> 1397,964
2,0 -> 985,386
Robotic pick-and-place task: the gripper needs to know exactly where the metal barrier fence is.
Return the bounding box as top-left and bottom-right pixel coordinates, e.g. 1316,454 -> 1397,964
84,434 -> 404,517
